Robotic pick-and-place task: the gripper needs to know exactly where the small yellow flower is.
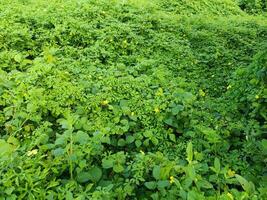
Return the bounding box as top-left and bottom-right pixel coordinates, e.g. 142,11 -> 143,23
255,95 -> 260,99
27,149 -> 38,156
131,112 -> 135,116
140,150 -> 145,155
199,89 -> 205,97
169,176 -> 175,184
227,169 -> 235,177
227,192 -> 234,200
227,85 -> 232,90
101,100 -> 109,106
154,107 -> 160,113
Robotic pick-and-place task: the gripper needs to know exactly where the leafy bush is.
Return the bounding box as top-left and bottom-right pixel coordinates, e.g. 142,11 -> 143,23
0,0 -> 266,199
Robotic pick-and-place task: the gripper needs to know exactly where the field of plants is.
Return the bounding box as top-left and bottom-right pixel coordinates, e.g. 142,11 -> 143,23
0,0 -> 266,199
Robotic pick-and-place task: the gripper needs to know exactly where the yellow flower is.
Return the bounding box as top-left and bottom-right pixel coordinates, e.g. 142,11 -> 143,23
227,192 -> 234,200
227,85 -> 232,90
169,176 -> 175,184
199,89 -> 205,97
27,149 -> 38,156
101,100 -> 109,106
255,95 -> 260,99
154,107 -> 160,113
227,169 -> 235,177
140,150 -> 145,155
131,112 -> 135,116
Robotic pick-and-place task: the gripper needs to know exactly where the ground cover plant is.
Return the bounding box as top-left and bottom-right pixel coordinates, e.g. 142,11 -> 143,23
0,0 -> 266,199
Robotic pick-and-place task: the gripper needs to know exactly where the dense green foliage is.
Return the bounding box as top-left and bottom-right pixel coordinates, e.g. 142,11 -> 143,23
0,0 -> 266,199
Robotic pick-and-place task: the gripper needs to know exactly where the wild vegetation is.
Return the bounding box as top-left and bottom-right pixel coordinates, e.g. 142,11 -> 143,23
0,0 -> 266,199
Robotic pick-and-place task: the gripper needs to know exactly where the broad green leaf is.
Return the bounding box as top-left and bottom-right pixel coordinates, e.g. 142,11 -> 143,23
144,181 -> 157,190
14,54 -> 22,63
135,140 -> 142,147
0,139 -> 14,158
7,136 -> 19,146
76,172 -> 91,183
153,165 -> 161,180
113,164 -> 124,173
171,105 -> 184,115
66,191 -> 73,200
118,139 -> 126,146
126,135 -> 135,144
102,158 -> 114,169
169,134 -> 176,142
151,137 -> 159,145
73,131 -> 89,144
157,180 -> 170,189
52,148 -> 65,157
88,167 -> 102,182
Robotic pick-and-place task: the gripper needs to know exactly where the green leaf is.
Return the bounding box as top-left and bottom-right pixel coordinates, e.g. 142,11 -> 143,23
169,134 -> 176,142
186,141 -> 193,163
7,136 -> 19,146
214,157 -> 220,174
144,181 -> 157,190
126,135 -> 135,144
52,148 -> 65,157
157,180 -> 170,189
88,167 -> 102,182
66,191 -> 73,200
76,172 -> 91,183
14,54 -> 22,63
135,140 -> 142,147
196,180 -> 213,189
73,131 -> 89,144
235,174 -> 255,194
144,130 -> 153,138
113,164 -> 124,173
0,139 -> 14,157
118,139 -> 126,146
186,165 -> 196,180
171,105 -> 184,115
151,137 -> 159,145
102,158 -> 114,169
153,165 -> 161,180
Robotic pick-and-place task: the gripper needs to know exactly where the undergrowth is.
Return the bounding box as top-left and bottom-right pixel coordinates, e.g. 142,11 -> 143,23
0,0 -> 266,199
